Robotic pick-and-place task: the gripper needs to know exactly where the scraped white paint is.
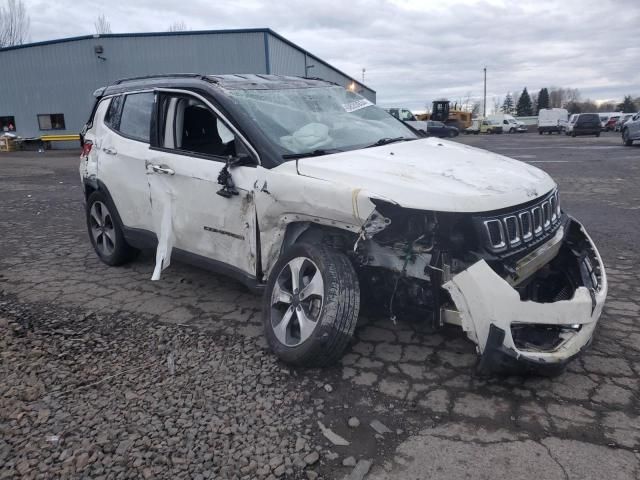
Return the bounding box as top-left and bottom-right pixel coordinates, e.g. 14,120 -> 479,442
295,138 -> 557,212
148,170 -> 176,281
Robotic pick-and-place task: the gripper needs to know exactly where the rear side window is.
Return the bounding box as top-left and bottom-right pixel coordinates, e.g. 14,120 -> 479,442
104,95 -> 123,129
118,92 -> 155,143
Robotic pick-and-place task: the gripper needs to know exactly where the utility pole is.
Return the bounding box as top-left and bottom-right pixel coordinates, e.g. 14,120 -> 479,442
362,68 -> 366,84
483,67 -> 487,118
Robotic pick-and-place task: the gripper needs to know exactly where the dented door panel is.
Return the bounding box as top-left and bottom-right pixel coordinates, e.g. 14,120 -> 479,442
254,162 -> 380,276
146,150 -> 258,280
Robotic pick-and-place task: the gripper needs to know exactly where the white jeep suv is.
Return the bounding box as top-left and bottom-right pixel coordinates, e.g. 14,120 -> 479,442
79,74 -> 607,374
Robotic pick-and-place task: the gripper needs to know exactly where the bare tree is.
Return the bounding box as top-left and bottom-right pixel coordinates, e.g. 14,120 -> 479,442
94,14 -> 112,34
0,0 -> 30,47
168,21 -> 188,32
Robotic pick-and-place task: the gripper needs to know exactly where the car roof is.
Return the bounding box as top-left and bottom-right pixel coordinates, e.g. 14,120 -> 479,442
99,73 -> 336,97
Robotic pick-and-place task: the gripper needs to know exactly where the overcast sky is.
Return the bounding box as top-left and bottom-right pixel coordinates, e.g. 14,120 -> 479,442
24,0 -> 640,110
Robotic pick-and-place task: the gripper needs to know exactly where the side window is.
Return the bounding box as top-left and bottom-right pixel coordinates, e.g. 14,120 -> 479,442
118,92 -> 154,143
104,95 -> 123,129
503,120 -> 508,125
0,116 -> 16,132
161,95 -> 237,158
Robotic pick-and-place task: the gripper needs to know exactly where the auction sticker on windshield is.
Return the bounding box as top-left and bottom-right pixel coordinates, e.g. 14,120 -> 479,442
343,98 -> 374,113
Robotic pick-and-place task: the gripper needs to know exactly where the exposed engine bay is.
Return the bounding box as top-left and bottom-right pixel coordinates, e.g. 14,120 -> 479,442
348,190 -> 607,373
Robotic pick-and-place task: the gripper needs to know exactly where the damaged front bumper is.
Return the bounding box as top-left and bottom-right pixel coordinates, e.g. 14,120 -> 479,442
443,217 -> 607,374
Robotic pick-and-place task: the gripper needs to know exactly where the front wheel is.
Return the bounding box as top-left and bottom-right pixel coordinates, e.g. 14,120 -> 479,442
263,243 -> 360,367
622,130 -> 633,146
595,132 -> 600,137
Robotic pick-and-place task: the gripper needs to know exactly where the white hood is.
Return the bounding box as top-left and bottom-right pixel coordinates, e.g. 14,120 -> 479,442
294,138 -> 556,213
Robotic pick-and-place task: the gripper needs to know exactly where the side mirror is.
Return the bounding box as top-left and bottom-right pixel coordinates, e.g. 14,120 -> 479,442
227,152 -> 253,167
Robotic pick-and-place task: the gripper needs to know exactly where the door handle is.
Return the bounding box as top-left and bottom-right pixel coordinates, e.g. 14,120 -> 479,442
150,164 -> 175,176
102,147 -> 117,155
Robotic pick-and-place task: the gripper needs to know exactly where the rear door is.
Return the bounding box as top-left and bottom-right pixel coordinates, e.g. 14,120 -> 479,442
95,92 -> 154,231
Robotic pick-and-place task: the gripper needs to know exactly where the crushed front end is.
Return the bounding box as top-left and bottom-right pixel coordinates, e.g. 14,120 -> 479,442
354,189 -> 607,374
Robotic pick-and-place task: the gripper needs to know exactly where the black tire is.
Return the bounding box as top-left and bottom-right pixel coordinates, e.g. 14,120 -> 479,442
509,128 -> 515,134
86,190 -> 138,266
622,129 -> 633,146
572,132 -> 577,138
448,130 -> 455,138
595,132 -> 600,137
538,130 -> 543,135
263,243 -> 360,367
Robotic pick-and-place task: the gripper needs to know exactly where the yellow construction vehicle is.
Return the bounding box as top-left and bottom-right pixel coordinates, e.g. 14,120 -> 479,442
416,101 -> 474,130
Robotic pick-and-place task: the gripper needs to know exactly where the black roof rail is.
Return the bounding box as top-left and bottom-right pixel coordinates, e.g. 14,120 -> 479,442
112,73 -> 204,85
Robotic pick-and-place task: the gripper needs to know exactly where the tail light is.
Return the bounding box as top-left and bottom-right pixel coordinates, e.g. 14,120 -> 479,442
81,141 -> 92,158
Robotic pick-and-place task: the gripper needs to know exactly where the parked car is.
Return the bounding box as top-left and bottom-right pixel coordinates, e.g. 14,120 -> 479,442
570,113 -> 601,137
482,119 -> 503,134
386,107 -> 429,134
615,113 -> 634,132
538,108 -> 569,134
487,114 -> 520,133
565,114 -> 578,135
604,116 -> 620,131
79,74 -> 606,374
515,120 -> 528,132
426,120 -> 459,138
464,118 -> 480,134
622,112 -> 640,146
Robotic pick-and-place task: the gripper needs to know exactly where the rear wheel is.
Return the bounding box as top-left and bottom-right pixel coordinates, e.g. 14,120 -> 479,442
595,132 -> 600,137
263,243 -> 360,367
86,191 -> 138,266
623,129 -> 633,146
572,132 -> 577,138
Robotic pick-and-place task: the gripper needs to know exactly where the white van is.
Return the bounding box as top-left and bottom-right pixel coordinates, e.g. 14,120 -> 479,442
487,114 -> 519,133
538,108 -> 569,134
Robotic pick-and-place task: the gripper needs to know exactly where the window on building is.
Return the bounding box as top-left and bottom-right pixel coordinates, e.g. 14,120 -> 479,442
38,114 -> 66,130
1,116 -> 16,132
118,92 -> 154,143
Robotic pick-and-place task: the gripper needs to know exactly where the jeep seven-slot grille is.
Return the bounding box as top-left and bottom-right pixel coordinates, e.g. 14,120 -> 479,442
478,190 -> 561,255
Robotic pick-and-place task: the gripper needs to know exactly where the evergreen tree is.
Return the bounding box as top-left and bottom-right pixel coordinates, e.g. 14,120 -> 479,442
516,87 -> 533,116
501,93 -> 515,114
616,95 -> 636,113
537,88 -> 550,112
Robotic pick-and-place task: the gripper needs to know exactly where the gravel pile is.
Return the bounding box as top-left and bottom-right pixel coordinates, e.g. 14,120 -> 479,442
0,295 -> 326,479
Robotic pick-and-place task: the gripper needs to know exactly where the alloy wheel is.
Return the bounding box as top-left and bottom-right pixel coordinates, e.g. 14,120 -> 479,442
89,201 -> 116,256
270,257 -> 324,347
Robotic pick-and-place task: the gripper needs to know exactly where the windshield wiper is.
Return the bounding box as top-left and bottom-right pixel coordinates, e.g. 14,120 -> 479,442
365,136 -> 413,148
282,149 -> 342,160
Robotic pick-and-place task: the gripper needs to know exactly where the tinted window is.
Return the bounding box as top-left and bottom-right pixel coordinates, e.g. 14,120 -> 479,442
0,116 -> 16,132
104,95 -> 123,129
578,114 -> 599,124
118,92 -> 154,142
37,114 -> 65,130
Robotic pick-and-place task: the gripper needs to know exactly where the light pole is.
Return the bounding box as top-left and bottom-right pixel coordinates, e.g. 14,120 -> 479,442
362,68 -> 366,84
483,67 -> 487,118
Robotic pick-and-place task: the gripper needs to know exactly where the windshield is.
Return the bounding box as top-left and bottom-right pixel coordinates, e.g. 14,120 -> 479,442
227,86 -> 417,157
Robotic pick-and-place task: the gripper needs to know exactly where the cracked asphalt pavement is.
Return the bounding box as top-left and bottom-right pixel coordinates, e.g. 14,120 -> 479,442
1,131 -> 639,479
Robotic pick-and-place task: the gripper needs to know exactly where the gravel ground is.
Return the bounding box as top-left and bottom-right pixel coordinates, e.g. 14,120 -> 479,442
0,296 -> 332,479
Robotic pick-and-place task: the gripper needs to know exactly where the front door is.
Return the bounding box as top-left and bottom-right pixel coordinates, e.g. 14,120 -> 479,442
146,91 -> 259,279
